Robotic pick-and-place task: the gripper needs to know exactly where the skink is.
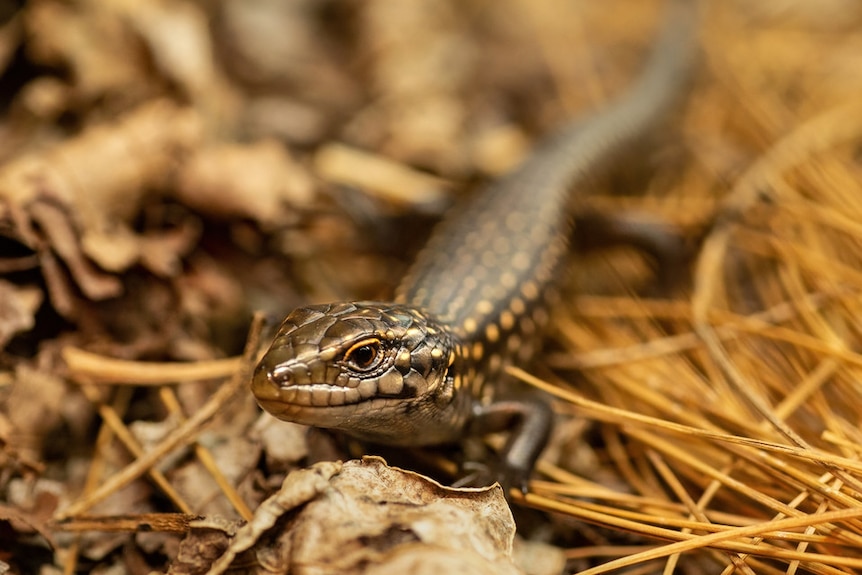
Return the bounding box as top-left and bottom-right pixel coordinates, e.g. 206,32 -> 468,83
252,0 -> 698,492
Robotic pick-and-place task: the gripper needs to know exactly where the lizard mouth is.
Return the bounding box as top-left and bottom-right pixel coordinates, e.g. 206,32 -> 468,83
252,354 -> 419,407
257,380 -> 376,408
250,359 -> 429,432
253,389 -> 411,432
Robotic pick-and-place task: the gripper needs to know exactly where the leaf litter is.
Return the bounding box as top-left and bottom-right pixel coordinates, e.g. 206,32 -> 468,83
2,0 -> 862,574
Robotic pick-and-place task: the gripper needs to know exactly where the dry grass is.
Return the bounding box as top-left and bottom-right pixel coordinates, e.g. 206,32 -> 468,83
505,2 -> 862,570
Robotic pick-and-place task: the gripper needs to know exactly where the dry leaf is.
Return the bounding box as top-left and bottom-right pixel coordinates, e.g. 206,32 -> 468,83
175,140 -> 315,227
198,458 -> 521,575
0,281 -> 41,349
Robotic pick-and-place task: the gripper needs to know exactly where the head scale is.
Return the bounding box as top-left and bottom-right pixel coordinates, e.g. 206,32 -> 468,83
252,302 -> 464,444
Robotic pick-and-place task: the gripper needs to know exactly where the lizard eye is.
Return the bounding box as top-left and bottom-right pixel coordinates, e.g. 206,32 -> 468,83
343,338 -> 383,372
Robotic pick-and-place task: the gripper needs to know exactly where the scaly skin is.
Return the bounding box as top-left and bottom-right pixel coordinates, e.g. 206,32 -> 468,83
252,0 -> 699,492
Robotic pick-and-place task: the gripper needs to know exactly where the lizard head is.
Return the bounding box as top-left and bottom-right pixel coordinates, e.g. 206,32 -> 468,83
252,302 -> 464,444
